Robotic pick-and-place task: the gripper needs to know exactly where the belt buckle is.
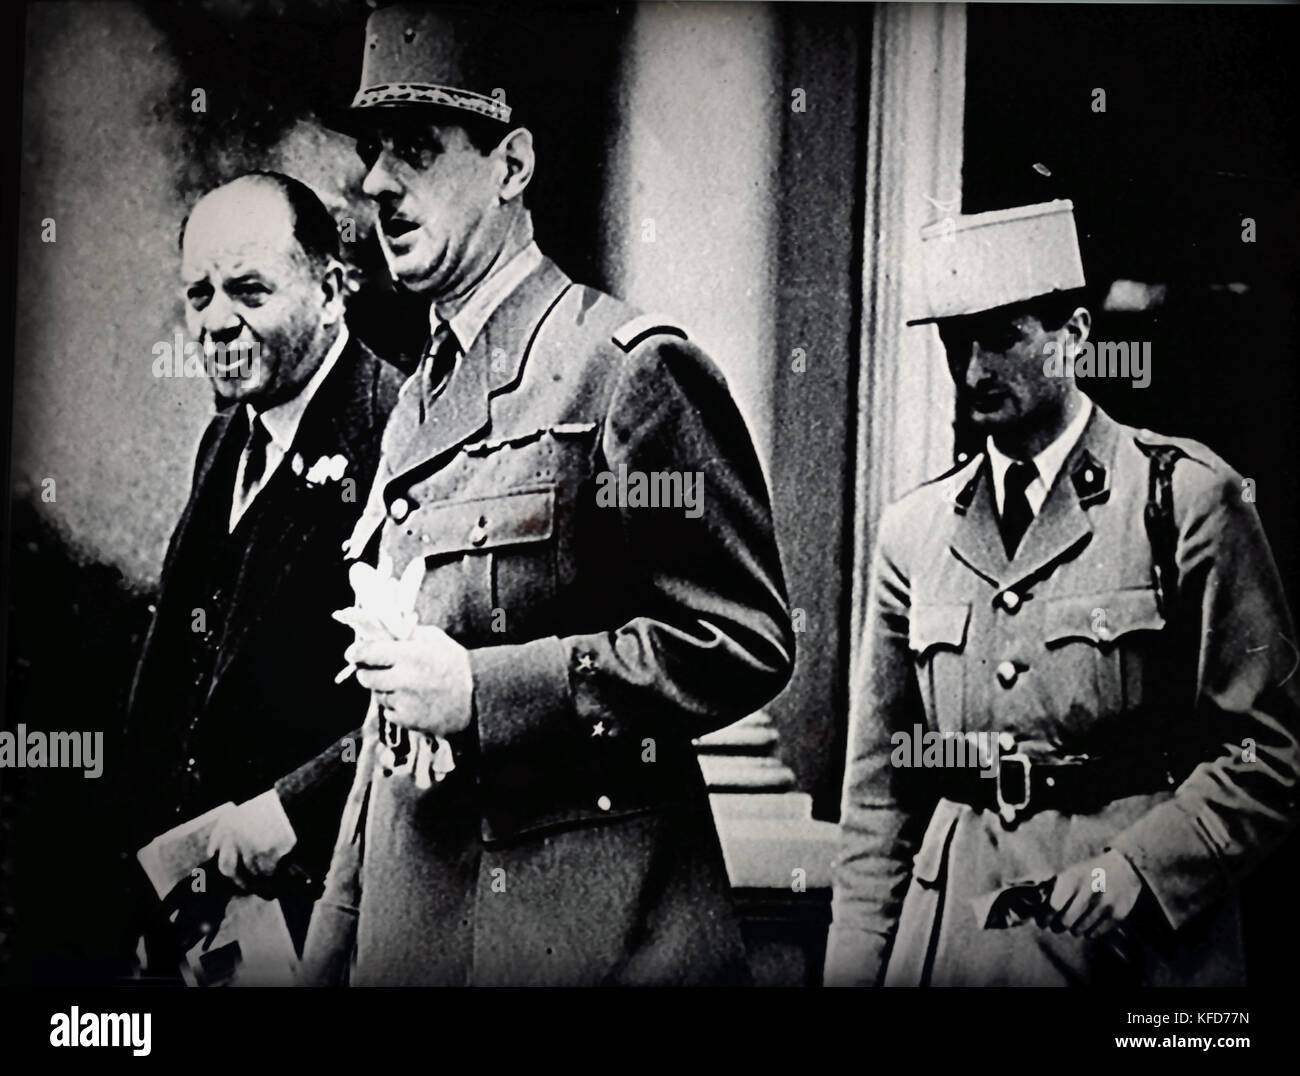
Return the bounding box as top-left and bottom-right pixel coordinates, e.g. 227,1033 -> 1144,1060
996,743 -> 1032,826
378,713 -> 412,775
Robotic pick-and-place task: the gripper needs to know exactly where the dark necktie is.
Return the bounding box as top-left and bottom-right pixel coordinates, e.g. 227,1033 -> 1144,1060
234,413 -> 271,523
1000,459 -> 1038,558
419,320 -> 461,419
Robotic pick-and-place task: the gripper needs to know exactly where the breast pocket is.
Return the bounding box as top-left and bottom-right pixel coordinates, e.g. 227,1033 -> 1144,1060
908,602 -> 971,728
1043,588 -> 1166,723
402,487 -> 557,641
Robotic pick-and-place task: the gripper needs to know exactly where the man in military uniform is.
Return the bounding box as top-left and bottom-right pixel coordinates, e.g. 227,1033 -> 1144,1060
300,3 -> 794,987
825,200 -> 1300,986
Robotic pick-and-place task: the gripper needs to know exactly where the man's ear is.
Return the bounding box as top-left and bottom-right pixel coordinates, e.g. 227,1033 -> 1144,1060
497,127 -> 535,204
1065,306 -> 1091,349
320,260 -> 347,326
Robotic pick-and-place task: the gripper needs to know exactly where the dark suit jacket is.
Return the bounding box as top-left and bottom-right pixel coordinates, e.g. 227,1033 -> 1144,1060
310,256 -> 795,986
125,333 -> 403,895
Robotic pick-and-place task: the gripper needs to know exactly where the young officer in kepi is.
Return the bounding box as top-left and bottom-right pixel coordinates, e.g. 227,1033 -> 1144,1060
825,199 -> 1300,987
299,2 -> 794,987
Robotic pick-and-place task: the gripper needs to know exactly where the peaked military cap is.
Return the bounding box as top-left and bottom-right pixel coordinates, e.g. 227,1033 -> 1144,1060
337,2 -> 530,132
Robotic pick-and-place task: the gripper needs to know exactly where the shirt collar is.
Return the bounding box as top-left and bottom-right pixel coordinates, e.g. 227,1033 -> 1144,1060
987,395 -> 1093,509
431,240 -> 544,354
249,324 -> 349,453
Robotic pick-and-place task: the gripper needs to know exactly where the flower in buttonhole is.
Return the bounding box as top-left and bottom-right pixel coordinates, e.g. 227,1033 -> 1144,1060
300,453 -> 350,487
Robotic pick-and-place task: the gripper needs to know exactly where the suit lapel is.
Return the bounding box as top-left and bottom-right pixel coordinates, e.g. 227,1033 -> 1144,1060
949,405 -> 1118,590
1002,467 -> 1093,589
132,406 -> 245,713
947,458 -> 1007,586
165,407 -> 243,579
207,338 -> 374,696
383,257 -> 573,492
1005,405 -> 1116,588
389,329 -> 491,478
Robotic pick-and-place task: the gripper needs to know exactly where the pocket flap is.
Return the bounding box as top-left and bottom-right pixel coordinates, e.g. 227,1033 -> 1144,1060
909,602 -> 971,658
401,487 -> 555,557
1044,588 -> 1165,647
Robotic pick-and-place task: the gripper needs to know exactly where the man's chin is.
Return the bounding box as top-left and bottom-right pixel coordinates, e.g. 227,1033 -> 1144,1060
390,264 -> 441,297
210,378 -> 259,404
383,243 -> 449,296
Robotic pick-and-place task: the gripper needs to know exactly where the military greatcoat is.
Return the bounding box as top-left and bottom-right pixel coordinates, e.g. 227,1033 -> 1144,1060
314,256 -> 794,986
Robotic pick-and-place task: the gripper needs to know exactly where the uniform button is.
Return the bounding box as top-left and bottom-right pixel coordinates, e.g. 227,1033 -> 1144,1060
998,590 -> 1021,613
596,795 -> 612,812
390,497 -> 410,522
995,661 -> 1019,687
468,516 -> 488,547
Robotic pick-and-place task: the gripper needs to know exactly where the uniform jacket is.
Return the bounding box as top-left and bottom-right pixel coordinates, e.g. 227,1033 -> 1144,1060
125,335 -> 403,895
310,256 -> 795,986
826,404 -> 1300,986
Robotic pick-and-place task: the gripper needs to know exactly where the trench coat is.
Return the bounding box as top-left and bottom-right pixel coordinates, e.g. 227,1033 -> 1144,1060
826,404 -> 1300,986
306,256 -> 794,986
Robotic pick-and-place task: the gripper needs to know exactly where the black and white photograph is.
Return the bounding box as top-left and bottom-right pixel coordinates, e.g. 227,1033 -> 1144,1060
1,0 -> 1298,1053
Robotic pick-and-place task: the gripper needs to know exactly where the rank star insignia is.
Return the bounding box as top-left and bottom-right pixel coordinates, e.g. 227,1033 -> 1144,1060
576,653 -> 596,673
592,721 -> 606,737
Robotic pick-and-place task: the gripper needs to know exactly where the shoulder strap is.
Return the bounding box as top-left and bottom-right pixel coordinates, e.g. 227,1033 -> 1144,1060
1136,442 -> 1188,616
611,313 -> 688,353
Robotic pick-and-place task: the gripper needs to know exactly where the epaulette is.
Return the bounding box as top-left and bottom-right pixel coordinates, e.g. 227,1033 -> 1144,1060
899,451 -> 984,513
920,450 -> 980,490
611,313 -> 688,353
1132,429 -> 1212,472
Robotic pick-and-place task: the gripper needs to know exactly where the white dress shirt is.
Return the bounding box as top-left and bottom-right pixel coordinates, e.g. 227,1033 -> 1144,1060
987,396 -> 1093,518
229,325 -> 350,531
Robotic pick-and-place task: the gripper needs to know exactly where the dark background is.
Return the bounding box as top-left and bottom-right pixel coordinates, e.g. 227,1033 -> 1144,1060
963,2 -> 1300,989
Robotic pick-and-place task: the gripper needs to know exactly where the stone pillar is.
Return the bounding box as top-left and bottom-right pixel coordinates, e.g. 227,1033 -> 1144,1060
598,0 -> 780,462
850,2 -> 968,680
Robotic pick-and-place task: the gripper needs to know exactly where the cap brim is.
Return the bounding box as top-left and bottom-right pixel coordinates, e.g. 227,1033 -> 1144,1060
321,102 -> 428,138
907,288 -> 1084,328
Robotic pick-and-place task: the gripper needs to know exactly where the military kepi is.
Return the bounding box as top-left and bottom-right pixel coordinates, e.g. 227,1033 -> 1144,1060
346,2 -> 515,127
908,199 -> 1085,324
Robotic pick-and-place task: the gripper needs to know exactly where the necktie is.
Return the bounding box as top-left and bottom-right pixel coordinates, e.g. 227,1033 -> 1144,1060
419,320 -> 461,419
233,413 -> 271,526
1000,459 -> 1038,558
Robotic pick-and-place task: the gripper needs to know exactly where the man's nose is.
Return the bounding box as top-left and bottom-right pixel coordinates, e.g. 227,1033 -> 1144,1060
964,343 -> 992,386
201,294 -> 242,344
947,341 -> 982,386
361,150 -> 402,201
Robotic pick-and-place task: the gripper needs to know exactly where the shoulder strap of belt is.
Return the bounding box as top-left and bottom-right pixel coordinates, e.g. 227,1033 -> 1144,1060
1136,442 -> 1188,617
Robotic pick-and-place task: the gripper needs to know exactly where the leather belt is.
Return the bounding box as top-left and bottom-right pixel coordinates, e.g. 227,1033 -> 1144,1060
937,744 -> 1193,827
